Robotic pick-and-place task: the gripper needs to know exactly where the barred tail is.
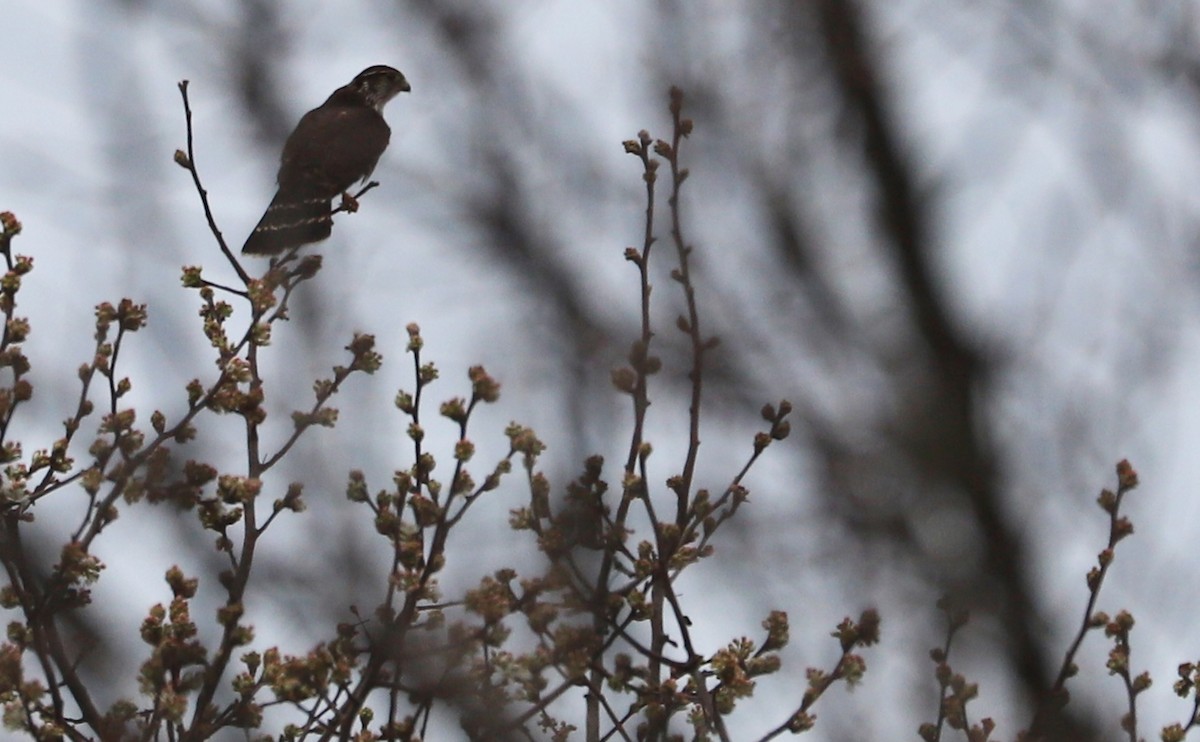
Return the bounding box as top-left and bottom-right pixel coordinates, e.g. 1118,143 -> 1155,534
242,188 -> 333,255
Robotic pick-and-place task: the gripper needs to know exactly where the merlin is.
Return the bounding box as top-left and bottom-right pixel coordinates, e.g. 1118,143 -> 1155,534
242,65 -> 411,255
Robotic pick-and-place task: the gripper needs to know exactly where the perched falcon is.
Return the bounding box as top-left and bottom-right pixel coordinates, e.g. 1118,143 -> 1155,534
242,65 -> 411,255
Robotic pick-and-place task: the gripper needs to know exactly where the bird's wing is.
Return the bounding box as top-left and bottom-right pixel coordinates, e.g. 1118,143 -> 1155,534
278,107 -> 391,194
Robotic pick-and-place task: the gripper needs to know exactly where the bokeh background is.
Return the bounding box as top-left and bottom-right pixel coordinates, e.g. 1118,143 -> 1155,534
4,1 -> 1200,739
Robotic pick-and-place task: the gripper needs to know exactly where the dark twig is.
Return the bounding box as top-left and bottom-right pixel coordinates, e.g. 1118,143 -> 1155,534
1027,460 -> 1139,738
176,81 -> 251,286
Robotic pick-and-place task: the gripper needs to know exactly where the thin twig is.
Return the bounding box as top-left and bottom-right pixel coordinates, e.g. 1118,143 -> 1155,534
176,81 -> 251,286
1027,461 -> 1139,737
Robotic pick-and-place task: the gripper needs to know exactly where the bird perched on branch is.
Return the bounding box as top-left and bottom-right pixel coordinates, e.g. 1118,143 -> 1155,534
242,65 -> 410,255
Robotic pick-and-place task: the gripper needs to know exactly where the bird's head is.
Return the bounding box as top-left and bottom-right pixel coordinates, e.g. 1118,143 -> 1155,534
351,65 -> 411,112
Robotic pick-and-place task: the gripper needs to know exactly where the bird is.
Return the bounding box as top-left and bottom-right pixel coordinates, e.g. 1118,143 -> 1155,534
242,65 -> 411,255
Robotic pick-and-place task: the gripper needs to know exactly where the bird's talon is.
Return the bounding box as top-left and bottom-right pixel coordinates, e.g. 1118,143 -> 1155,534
340,192 -> 361,213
